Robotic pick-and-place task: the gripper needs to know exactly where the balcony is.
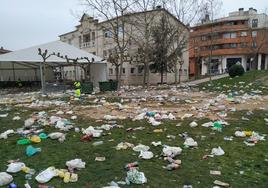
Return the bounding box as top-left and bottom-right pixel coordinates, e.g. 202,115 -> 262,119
82,41 -> 95,48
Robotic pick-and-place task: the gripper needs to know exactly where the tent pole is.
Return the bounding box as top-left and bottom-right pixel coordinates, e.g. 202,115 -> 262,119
40,62 -> 44,94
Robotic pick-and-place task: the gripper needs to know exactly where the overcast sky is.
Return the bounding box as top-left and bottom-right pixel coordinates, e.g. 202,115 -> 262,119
0,0 -> 267,51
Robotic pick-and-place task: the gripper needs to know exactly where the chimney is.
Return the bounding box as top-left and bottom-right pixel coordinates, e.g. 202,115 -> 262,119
239,8 -> 244,15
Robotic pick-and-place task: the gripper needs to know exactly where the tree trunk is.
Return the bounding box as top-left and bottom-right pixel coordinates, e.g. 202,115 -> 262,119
117,54 -> 124,90
174,62 -> 178,86
115,65 -> 119,81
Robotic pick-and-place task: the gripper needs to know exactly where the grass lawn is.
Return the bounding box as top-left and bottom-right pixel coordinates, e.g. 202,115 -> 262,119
198,70 -> 268,95
0,105 -> 268,187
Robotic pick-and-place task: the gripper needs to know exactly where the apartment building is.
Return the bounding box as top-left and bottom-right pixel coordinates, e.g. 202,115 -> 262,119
189,8 -> 268,77
59,8 -> 189,85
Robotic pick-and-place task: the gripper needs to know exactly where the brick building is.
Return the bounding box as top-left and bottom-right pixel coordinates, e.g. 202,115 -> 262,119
189,8 -> 268,77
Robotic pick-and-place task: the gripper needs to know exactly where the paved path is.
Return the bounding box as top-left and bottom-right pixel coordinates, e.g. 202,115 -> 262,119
186,74 -> 229,85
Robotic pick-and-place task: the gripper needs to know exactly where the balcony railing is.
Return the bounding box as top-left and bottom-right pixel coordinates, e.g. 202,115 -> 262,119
82,41 -> 95,48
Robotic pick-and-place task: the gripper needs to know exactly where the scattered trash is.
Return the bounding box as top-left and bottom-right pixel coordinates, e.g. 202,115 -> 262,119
211,147 -> 225,156
116,142 -> 134,150
133,144 -> 150,152
66,159 -> 86,169
163,146 -> 182,158
26,145 -> 41,157
6,162 -> 25,173
139,151 -> 154,159
151,141 -> 162,146
184,137 -> 198,147
12,116 -> 21,121
210,170 -> 221,175
35,167 -> 57,183
125,168 -> 147,185
0,130 -> 14,139
95,157 -> 106,162
213,180 -> 230,187
0,172 -> 13,186
124,162 -> 139,170
189,121 -> 198,128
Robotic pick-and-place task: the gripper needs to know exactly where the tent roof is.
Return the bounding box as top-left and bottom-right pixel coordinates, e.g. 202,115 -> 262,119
0,41 -> 105,65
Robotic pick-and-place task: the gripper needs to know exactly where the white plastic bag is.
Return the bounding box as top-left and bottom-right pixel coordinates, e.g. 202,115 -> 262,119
6,162 -> 25,173
139,151 -> 154,159
163,146 -> 182,158
184,137 -> 198,147
24,118 -> 35,127
66,159 -> 86,169
189,121 -> 198,128
0,172 -> 13,186
35,167 -> 57,183
133,144 -> 150,152
211,146 -> 225,156
0,130 -> 14,139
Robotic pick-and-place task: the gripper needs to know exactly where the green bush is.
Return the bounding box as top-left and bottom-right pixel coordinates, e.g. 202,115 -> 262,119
228,64 -> 245,78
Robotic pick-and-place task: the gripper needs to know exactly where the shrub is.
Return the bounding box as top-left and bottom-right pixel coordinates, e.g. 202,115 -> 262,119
228,64 -> 245,78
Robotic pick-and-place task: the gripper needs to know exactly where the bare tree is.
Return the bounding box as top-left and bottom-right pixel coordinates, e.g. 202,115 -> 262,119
124,0 -> 161,88
81,0 -> 135,89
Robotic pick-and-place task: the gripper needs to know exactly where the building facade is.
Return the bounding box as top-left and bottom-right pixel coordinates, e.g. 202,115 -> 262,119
189,8 -> 268,77
0,47 -> 11,55
59,8 -> 189,85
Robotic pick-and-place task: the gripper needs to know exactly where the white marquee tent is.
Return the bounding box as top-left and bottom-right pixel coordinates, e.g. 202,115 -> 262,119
0,41 -> 107,93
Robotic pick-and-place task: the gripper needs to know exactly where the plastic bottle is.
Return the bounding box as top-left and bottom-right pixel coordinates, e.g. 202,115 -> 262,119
92,141 -> 103,146
124,161 -> 139,170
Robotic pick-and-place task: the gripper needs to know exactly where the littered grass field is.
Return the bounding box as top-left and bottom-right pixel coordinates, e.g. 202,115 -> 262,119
0,106 -> 268,188
199,70 -> 268,95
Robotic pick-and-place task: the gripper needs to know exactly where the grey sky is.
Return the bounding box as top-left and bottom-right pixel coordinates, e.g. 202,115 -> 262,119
0,0 -> 267,50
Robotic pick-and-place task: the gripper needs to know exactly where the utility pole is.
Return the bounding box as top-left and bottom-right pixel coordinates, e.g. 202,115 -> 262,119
209,0 -> 213,82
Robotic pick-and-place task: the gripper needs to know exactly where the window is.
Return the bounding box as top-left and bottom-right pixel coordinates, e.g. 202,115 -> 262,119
230,33 -> 237,38
109,68 -> 113,75
252,19 -> 258,28
130,68 -> 135,74
252,41 -> 257,48
240,42 -> 248,48
138,65 -> 143,74
92,52 -> 96,55
68,39 -> 72,44
241,31 -> 247,37
223,33 -> 230,39
252,31 -> 257,37
79,36 -> 82,48
230,43 -> 237,48
92,32 -> 95,40
122,68 -> 126,74
184,69 -> 188,75
104,30 -> 113,38
83,34 -> 90,42
201,35 -> 207,41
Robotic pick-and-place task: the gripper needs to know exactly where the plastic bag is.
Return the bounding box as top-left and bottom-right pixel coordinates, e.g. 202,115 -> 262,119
189,121 -> 198,128
26,145 -> 41,157
211,146 -> 225,156
184,137 -> 198,147
39,133 -> 48,139
0,130 -> 14,139
162,146 -> 182,158
17,139 -> 31,145
133,144 -> 150,152
0,172 -> 13,186
24,118 -> 35,127
30,135 -> 41,143
66,159 -> 86,169
139,151 -> 154,159
6,162 -> 25,173
48,132 -> 65,142
125,168 -> 147,185
35,167 -> 57,183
